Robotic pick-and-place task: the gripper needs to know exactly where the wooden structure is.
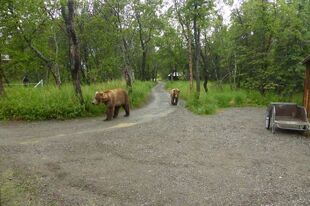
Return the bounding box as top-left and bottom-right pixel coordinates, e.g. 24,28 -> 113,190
303,55 -> 310,117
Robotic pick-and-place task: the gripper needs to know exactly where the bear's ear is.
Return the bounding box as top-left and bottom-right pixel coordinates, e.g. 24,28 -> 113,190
95,91 -> 98,94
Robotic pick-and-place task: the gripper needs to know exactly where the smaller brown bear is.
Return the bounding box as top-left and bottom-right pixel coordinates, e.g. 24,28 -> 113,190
92,89 -> 130,121
170,88 -> 180,105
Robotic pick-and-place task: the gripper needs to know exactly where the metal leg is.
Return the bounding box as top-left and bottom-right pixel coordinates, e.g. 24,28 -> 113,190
271,106 -> 276,134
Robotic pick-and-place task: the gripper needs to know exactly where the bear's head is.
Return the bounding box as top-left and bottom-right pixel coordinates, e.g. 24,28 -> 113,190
92,91 -> 109,104
172,88 -> 180,98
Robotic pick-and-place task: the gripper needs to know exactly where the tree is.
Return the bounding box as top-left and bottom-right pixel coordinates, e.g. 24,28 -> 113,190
1,0 -> 310,98
4,0 -> 63,86
192,0 -> 201,97
109,0 -> 135,89
61,0 -> 84,104
227,0 -> 310,95
132,0 -> 162,80
173,0 -> 193,90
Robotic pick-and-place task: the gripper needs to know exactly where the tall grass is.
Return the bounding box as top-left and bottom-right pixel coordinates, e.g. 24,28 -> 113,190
0,80 -> 155,120
166,81 -> 303,115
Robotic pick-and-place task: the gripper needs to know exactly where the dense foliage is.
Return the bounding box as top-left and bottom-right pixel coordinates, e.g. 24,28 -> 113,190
227,0 -> 310,95
0,0 -> 309,97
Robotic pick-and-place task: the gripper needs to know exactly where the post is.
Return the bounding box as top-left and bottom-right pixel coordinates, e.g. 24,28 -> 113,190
303,56 -> 310,118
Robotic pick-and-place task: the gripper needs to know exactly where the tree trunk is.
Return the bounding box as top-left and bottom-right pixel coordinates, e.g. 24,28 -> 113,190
82,47 -> 90,85
52,25 -> 61,86
203,73 -> 208,93
187,25 -> 193,91
233,53 -> 237,89
124,66 -> 132,93
135,9 -> 150,81
193,3 -> 200,98
121,41 -> 133,89
0,67 -> 9,86
62,0 -> 84,105
0,67 -> 4,96
27,41 -> 61,87
200,50 -> 208,93
114,3 -> 134,89
120,38 -> 133,88
47,63 -> 61,86
141,50 -> 147,80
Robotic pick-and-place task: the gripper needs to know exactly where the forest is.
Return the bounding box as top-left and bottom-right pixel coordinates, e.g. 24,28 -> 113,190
0,0 -> 310,101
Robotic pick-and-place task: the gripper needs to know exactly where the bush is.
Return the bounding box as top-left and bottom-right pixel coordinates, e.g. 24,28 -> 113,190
0,80 -> 155,120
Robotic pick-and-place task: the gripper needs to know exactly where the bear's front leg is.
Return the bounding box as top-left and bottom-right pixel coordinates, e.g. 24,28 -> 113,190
123,104 -> 130,117
171,97 -> 175,105
113,106 -> 120,118
105,106 -> 114,121
175,97 -> 178,105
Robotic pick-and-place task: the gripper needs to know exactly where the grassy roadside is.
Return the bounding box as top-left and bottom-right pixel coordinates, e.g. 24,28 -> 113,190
0,159 -> 58,206
166,81 -> 303,115
0,80 -> 155,121
0,169 -> 38,206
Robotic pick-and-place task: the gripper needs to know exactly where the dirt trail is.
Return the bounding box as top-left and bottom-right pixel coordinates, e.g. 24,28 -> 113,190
0,83 -> 175,145
0,83 -> 310,205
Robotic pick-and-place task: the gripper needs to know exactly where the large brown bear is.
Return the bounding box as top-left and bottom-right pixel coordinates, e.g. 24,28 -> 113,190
170,88 -> 180,105
92,89 -> 130,121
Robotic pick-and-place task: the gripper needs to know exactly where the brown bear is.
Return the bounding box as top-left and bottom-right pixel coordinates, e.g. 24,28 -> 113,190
92,88 -> 130,121
170,88 -> 180,105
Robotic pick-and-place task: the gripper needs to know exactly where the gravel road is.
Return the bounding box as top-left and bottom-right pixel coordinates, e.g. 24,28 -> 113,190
0,83 -> 310,205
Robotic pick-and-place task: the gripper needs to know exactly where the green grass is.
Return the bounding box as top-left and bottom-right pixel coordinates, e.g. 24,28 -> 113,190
0,169 -> 38,206
0,80 -> 155,120
0,157 -> 59,205
166,81 -> 303,115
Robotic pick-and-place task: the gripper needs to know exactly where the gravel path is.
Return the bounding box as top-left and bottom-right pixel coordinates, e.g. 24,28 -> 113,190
0,83 -> 310,205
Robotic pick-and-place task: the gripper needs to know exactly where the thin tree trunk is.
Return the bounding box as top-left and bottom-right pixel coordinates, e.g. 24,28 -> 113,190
141,50 -> 147,80
0,67 -> 4,96
26,41 -> 61,87
62,0 -> 84,105
120,39 -> 133,89
193,2 -> 200,98
187,25 -> 193,91
114,3 -> 134,88
45,68 -> 49,84
200,50 -> 208,93
135,10 -> 146,81
233,53 -> 237,89
47,64 -> 61,86
52,26 -> 61,86
120,34 -> 133,86
0,67 -> 9,85
82,47 -> 90,85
